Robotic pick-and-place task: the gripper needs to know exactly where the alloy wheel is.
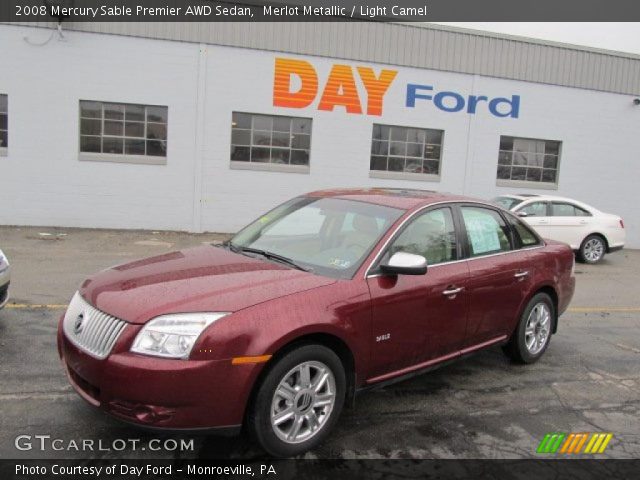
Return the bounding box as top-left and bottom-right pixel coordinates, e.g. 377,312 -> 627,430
270,360 -> 336,444
524,302 -> 551,355
583,238 -> 604,263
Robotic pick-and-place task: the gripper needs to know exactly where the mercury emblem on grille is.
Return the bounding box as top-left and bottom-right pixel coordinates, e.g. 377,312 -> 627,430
74,312 -> 85,335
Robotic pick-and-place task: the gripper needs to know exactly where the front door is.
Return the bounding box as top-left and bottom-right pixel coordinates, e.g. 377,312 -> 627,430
366,207 -> 469,380
517,201 -> 552,239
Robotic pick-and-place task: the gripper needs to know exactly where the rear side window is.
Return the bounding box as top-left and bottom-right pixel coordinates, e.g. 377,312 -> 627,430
519,201 -> 548,217
551,202 -> 591,217
506,214 -> 541,248
461,207 -> 512,257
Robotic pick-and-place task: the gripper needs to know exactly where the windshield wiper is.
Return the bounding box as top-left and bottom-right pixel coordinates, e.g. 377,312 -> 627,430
234,245 -> 313,273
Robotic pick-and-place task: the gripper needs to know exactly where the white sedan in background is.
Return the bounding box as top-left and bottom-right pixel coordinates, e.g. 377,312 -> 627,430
0,249 -> 10,309
493,194 -> 625,264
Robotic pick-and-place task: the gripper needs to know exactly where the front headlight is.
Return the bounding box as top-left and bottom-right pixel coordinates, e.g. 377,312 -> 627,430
131,313 -> 229,359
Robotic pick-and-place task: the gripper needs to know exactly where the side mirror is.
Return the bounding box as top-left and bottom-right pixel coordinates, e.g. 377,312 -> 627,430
380,252 -> 427,276
517,211 -> 528,217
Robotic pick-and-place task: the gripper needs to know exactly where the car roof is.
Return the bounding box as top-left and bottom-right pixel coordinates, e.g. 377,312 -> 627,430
497,193 -> 599,211
306,188 -> 483,210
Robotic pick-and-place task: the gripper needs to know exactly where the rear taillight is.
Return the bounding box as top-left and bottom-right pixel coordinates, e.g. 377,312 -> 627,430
620,219 -> 625,228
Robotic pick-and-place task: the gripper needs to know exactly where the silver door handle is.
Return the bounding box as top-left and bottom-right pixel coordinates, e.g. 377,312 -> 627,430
443,287 -> 463,296
514,271 -> 529,278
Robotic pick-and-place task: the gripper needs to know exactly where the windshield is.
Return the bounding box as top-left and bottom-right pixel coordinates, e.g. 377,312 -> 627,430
492,196 -> 524,210
229,197 -> 404,279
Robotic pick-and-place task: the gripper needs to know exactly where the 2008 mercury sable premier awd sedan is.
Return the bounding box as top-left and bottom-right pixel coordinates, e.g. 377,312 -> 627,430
58,188 -> 575,456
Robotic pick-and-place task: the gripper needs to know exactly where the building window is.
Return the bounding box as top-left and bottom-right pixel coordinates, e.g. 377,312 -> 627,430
79,101 -> 168,165
0,94 -> 7,155
230,112 -> 311,173
370,124 -> 443,180
496,136 -> 560,186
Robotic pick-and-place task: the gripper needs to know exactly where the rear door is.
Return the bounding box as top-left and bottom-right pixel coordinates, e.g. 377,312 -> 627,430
546,202 -> 592,249
457,205 -> 533,347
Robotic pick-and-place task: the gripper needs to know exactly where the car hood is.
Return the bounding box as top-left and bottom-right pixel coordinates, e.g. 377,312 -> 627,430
79,245 -> 335,324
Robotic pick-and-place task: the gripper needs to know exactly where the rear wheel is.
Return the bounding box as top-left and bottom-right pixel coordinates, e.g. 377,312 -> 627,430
248,344 -> 345,457
503,293 -> 554,364
579,234 -> 606,264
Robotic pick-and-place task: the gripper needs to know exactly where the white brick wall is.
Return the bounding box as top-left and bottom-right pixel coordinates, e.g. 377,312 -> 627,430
1,25 -> 639,247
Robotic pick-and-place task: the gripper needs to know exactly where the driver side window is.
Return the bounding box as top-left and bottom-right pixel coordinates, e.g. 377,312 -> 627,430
390,208 -> 457,265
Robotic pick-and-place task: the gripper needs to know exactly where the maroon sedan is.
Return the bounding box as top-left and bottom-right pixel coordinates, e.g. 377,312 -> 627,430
58,188 -> 575,456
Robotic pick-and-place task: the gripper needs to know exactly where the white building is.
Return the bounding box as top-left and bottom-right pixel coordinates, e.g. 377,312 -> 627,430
1,22 -> 639,246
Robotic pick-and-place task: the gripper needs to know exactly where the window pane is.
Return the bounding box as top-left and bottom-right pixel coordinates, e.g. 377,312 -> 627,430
498,151 -> 512,165
389,142 -> 406,156
271,148 -> 290,164
388,157 -> 404,171
461,207 -> 512,256
497,166 -> 511,179
406,128 -> 426,143
513,151 -> 528,165
526,168 -> 542,182
507,215 -> 539,247
146,122 -> 167,140
231,145 -> 250,161
231,129 -> 251,146
370,155 -> 387,171
125,104 -> 145,121
80,118 -> 101,136
251,147 -> 270,163
424,144 -> 441,160
80,136 -> 100,153
545,141 -> 560,155
253,115 -> 272,130
405,158 -> 422,173
291,134 -> 310,149
104,120 -> 123,136
551,203 -> 577,216
427,130 -> 443,145
542,169 -> 557,183
146,106 -> 167,123
292,118 -> 311,134
391,208 -> 457,265
125,122 -> 144,138
146,140 -> 167,157
103,137 -> 124,154
0,95 -> 7,112
290,150 -> 309,166
272,117 -> 291,132
371,140 -> 388,155
406,142 -> 422,158
511,167 -> 526,180
125,139 -> 145,155
252,130 -> 271,146
423,160 -> 439,175
0,130 -> 6,148
272,131 -> 290,147
104,104 -> 124,120
80,101 -> 101,119
232,112 -> 251,129
372,124 -> 390,140
543,155 -> 558,169
390,127 -> 407,141
499,136 -> 514,151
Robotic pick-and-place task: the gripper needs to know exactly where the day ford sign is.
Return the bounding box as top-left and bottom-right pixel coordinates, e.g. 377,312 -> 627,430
273,57 -> 521,118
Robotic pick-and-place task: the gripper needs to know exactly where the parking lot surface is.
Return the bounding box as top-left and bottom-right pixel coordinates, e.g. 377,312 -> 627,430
0,226 -> 639,459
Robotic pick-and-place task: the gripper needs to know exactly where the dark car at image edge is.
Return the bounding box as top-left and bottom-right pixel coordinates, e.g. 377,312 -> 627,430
57,188 -> 575,456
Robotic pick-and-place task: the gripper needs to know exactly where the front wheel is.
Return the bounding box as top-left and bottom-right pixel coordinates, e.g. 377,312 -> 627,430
579,234 -> 606,264
248,344 -> 345,457
503,293 -> 554,364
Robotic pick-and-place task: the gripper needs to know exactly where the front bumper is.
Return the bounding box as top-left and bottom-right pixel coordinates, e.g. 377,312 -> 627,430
57,316 -> 262,431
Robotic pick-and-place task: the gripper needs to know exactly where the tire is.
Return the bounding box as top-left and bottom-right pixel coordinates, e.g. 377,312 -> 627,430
248,344 -> 346,457
503,293 -> 554,364
578,234 -> 606,264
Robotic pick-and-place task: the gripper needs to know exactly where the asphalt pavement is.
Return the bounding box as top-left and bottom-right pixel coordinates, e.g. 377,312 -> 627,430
0,226 -> 639,459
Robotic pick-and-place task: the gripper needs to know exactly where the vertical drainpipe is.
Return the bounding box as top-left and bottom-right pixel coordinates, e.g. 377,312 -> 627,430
191,43 -> 207,233
461,74 -> 478,196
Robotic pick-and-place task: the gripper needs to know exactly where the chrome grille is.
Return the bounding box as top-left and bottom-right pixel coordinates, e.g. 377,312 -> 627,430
63,292 -> 128,359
